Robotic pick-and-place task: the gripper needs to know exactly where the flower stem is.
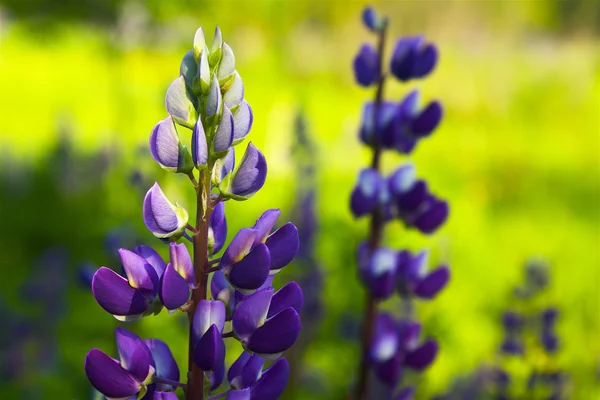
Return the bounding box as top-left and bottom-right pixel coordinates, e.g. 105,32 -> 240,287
187,169 -> 215,400
155,376 -> 188,389
354,25 -> 388,400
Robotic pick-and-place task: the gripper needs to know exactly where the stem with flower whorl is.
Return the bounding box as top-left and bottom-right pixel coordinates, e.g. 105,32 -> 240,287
187,169 -> 214,400
355,24 -> 387,400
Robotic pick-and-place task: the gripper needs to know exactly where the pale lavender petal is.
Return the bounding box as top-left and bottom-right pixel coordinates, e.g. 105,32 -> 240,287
251,209 -> 281,245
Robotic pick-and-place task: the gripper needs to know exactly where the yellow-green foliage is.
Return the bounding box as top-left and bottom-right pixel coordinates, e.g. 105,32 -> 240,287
0,1 -> 598,399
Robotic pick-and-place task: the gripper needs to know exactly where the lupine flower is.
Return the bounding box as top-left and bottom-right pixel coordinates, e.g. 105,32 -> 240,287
209,201 -> 228,255
219,142 -> 267,200
390,36 -> 438,82
145,339 -> 180,391
143,182 -> 189,239
354,44 -> 380,86
150,116 -> 194,173
225,353 -> 290,400
85,328 -> 155,399
359,91 -> 443,154
540,308 -> 559,353
362,6 -> 387,33
350,168 -> 387,218
165,75 -> 197,128
219,209 -> 299,292
232,284 -> 302,358
369,314 -> 438,386
351,10 -> 448,396
160,242 -> 196,311
397,250 -> 450,299
192,300 -> 226,372
92,248 -> 163,320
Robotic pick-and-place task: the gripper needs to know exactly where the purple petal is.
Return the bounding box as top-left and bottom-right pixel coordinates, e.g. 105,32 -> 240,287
364,248 -> 397,300
159,263 -> 190,311
413,43 -> 438,78
227,389 -> 251,400
144,339 -> 180,391
373,353 -> 403,387
211,270 -> 233,304
395,386 -> 415,400
214,106 -> 234,153
192,118 -> 208,167
224,72 -> 244,108
252,209 -> 281,245
250,358 -> 289,400
150,116 -> 180,170
351,168 -> 385,218
228,351 -> 265,389
232,101 -> 253,144
114,327 -> 152,383
220,147 -> 236,180
397,320 -> 422,350
221,228 -> 257,269
245,308 -> 300,356
169,242 -> 195,288
193,324 -> 225,371
353,44 -> 380,86
268,282 -> 303,319
134,246 -> 167,279
208,361 -> 225,391
206,77 -> 222,117
92,267 -> 149,316
265,223 -> 299,273
232,288 -> 274,340
192,300 -> 226,344
397,180 -> 428,212
210,202 -> 228,255
404,339 -> 438,370
414,198 -> 449,234
228,244 -> 271,292
411,101 -> 442,137
153,392 -> 179,400
118,249 -> 159,294
85,349 -> 141,398
414,266 -> 449,299
390,36 -> 421,82
143,183 -> 185,237
388,164 -> 416,197
371,314 -> 399,363
165,75 -> 195,128
229,142 -> 267,199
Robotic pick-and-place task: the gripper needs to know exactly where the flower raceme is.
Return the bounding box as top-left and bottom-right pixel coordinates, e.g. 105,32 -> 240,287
86,25 -> 302,400
350,6 -> 450,398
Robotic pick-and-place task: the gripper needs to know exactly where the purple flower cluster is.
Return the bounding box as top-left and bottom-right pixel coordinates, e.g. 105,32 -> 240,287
84,26 -> 302,400
351,7 -> 450,399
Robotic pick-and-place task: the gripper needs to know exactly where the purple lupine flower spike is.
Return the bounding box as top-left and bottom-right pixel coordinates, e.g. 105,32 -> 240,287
150,116 -> 193,173
354,44 -> 380,87
220,142 -> 267,200
143,182 -> 189,239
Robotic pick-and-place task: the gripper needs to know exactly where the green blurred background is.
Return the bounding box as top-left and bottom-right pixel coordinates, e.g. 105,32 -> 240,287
0,0 -> 598,399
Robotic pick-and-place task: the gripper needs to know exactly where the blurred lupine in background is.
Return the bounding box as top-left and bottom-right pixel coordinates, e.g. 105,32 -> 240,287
350,6 -> 448,399
84,26 -> 302,400
283,111 -> 325,397
435,258 -> 568,400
